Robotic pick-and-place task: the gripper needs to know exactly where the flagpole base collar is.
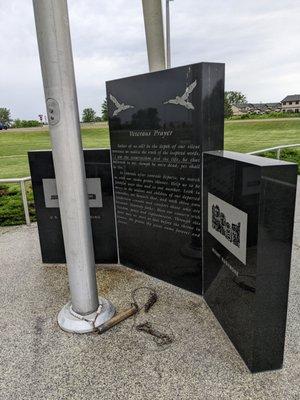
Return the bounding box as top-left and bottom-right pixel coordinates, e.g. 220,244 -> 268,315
58,296 -> 115,334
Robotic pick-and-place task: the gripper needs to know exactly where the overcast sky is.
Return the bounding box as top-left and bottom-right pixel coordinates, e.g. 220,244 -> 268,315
0,0 -> 299,120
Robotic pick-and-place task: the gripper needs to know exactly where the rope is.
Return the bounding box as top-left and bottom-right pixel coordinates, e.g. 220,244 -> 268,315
69,301 -> 103,331
130,286 -> 174,349
131,286 -> 158,312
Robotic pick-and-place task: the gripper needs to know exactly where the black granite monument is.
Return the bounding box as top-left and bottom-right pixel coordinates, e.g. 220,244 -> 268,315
202,150 -> 297,372
28,149 -> 118,264
106,62 -> 224,294
28,65 -> 298,373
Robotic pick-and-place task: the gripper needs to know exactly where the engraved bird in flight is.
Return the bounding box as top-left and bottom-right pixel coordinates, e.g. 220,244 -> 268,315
164,80 -> 197,110
110,94 -> 134,116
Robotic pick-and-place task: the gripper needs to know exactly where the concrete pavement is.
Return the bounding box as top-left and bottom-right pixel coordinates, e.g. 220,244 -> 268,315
0,182 -> 299,400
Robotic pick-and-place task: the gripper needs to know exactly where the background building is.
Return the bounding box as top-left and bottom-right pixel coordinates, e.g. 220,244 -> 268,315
232,95 -> 300,116
281,95 -> 300,113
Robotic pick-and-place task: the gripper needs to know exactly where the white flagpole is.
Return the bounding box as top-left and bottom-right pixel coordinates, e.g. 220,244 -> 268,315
32,0 -> 115,333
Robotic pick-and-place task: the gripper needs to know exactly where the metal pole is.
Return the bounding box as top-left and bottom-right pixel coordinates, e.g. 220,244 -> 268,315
20,180 -> 30,226
32,0 -> 114,333
142,0 -> 166,71
166,0 -> 173,68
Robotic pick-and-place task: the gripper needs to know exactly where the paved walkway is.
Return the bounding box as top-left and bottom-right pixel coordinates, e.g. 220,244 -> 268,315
0,182 -> 299,400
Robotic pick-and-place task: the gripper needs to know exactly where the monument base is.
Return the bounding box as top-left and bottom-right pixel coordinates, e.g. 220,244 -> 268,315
58,297 -> 115,334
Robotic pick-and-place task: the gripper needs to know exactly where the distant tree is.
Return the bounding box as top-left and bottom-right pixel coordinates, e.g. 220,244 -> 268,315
94,116 -> 102,122
225,91 -> 247,105
13,118 -> 22,128
82,108 -> 96,123
224,96 -> 233,118
224,91 -> 247,118
101,99 -> 108,121
0,108 -> 11,125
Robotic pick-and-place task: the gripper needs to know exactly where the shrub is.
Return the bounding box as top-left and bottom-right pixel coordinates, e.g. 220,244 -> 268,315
0,184 -> 36,226
12,119 -> 41,128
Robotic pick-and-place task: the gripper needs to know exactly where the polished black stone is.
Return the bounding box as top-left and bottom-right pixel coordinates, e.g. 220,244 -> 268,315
202,150 -> 298,372
28,149 -> 118,264
107,62 -> 224,293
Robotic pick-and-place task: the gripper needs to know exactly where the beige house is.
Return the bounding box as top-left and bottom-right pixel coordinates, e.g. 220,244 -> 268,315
281,95 -> 300,113
231,104 -> 250,115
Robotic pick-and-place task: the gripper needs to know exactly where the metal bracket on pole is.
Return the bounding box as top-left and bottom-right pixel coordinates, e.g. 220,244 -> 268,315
32,0 -> 115,333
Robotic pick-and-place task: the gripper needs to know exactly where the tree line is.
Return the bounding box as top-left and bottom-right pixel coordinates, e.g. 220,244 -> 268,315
83,94 -> 246,121
0,100 -> 108,128
0,108 -> 43,128
0,93 -> 245,127
82,93 -> 246,121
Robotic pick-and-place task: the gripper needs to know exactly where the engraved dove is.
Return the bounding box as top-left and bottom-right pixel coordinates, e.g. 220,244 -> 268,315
109,94 -> 134,116
164,80 -> 197,110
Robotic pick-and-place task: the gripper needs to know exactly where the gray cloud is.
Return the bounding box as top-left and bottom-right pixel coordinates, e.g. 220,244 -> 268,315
0,0 -> 299,119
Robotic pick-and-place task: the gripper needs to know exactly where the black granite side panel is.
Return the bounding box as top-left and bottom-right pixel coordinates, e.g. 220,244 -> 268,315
28,149 -> 118,264
202,150 -> 297,372
202,154 -> 259,367
107,62 -> 224,294
253,165 -> 297,371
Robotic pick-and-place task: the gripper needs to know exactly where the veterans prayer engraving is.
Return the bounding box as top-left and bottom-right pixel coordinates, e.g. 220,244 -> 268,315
107,62 -> 224,293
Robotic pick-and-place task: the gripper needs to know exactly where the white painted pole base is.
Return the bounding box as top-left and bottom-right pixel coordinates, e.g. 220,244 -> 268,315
58,297 -> 115,334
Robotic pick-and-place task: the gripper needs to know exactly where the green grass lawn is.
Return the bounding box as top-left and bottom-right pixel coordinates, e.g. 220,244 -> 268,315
0,128 -> 110,179
224,119 -> 300,152
0,119 -> 299,226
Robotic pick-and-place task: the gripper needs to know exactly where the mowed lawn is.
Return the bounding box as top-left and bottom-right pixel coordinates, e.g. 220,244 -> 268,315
0,127 -> 110,179
0,119 -> 299,226
224,118 -> 300,152
0,119 -> 299,179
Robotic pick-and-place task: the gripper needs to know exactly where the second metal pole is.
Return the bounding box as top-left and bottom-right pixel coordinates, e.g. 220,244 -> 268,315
166,0 -> 173,68
142,0 -> 166,72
